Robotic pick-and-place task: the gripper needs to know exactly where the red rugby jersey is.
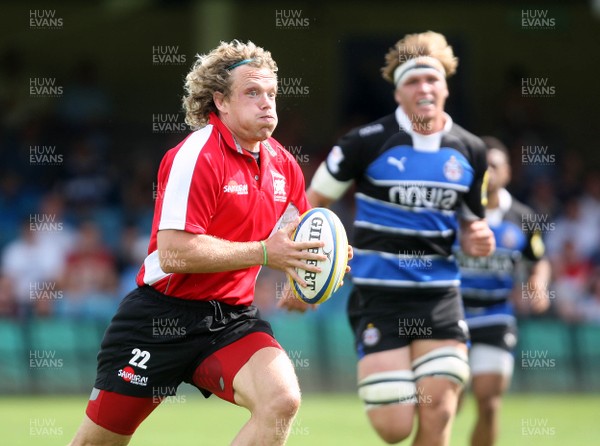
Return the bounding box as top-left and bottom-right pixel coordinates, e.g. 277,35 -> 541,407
136,112 -> 310,305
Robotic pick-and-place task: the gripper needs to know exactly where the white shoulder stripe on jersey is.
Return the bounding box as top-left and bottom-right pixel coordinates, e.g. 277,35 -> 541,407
142,250 -> 170,285
353,277 -> 460,288
159,126 -> 213,231
356,192 -> 455,216
310,162 -> 353,200
354,220 -> 455,238
365,177 -> 470,193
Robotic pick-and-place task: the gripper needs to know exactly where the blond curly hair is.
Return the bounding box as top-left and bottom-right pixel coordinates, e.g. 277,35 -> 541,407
182,40 -> 278,129
381,31 -> 458,84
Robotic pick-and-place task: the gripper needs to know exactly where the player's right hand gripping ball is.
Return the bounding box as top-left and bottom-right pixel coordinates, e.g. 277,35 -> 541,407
287,207 -> 348,304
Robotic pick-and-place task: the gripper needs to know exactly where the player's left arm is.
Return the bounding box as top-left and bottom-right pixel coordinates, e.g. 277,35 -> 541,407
520,229 -> 552,313
524,258 -> 552,313
458,137 -> 495,257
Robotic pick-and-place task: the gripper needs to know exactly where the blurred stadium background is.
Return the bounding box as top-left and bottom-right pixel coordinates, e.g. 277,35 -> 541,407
1,0 -> 599,444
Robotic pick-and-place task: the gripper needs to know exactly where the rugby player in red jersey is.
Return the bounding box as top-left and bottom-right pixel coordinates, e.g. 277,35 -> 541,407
69,40 -> 336,446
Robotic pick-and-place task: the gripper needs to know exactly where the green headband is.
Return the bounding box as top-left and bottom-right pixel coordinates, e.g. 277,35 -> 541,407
226,59 -> 254,71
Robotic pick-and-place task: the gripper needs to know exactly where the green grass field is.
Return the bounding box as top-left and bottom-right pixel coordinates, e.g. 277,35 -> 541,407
1,392 -> 598,445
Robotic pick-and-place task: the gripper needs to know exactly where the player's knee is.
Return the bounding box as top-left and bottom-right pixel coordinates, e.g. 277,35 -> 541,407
372,420 -> 412,444
264,385 -> 301,421
418,397 -> 454,429
412,346 -> 470,386
475,393 -> 502,421
367,407 -> 413,444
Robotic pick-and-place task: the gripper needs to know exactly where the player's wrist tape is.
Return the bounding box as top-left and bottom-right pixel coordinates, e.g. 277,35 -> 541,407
260,241 -> 268,266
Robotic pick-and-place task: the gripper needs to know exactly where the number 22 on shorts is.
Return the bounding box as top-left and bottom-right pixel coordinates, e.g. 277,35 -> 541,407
128,348 -> 151,369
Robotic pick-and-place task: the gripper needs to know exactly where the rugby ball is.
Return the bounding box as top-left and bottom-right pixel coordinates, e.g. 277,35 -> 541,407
288,207 -> 348,304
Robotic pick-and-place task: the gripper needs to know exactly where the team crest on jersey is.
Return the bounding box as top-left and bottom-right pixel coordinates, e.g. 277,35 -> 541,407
443,156 -> 463,182
362,323 -> 381,347
271,170 -> 287,202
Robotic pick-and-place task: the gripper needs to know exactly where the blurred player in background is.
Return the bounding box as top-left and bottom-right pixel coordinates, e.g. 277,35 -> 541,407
456,136 -> 551,446
69,40 -> 328,446
306,31 -> 494,445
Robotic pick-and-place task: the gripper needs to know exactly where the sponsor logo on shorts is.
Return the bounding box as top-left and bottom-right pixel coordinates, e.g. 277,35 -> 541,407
118,366 -> 149,387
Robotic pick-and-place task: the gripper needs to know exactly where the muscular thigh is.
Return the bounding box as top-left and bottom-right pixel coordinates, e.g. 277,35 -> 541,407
358,347 -> 412,379
232,346 -> 299,411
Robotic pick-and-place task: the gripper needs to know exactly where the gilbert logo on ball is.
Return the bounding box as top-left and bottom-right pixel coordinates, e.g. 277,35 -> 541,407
288,207 -> 348,304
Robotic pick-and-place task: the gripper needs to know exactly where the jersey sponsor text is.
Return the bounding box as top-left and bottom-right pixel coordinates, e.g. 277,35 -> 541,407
389,184 -> 458,210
